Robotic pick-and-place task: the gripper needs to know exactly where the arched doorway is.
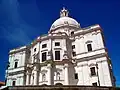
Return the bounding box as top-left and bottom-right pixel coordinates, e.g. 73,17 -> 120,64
41,84 -> 47,86
55,83 -> 63,86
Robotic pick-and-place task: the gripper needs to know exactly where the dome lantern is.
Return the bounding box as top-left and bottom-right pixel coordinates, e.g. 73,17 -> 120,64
60,7 -> 69,17
50,7 -> 80,31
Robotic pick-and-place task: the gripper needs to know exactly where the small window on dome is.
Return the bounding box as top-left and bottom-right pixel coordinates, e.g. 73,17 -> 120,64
64,21 -> 68,24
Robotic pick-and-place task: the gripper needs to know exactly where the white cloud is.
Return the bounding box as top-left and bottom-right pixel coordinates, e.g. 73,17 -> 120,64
1,27 -> 31,45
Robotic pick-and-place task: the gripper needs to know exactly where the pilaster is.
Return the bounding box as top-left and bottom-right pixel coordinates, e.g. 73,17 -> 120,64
47,64 -> 53,85
64,63 -> 69,85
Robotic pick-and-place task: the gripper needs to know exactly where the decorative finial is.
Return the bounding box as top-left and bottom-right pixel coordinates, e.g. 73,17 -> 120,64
60,7 -> 69,17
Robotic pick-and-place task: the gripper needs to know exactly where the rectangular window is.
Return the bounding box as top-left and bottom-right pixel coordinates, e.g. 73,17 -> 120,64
55,42 -> 60,46
14,62 -> 18,68
90,67 -> 96,76
55,51 -> 60,60
12,81 -> 16,86
92,82 -> 97,86
72,52 -> 76,57
42,52 -> 46,62
72,45 -> 75,49
75,73 -> 78,79
87,44 -> 92,52
42,44 -> 47,48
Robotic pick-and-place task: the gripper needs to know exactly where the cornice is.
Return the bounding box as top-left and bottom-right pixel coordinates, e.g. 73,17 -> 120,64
31,32 -> 69,47
9,47 -> 26,55
76,52 -> 107,63
9,45 -> 31,55
76,59 -> 107,68
28,59 -> 73,67
76,48 -> 105,56
50,24 -> 80,32
8,66 -> 25,70
8,70 -> 25,76
73,24 -> 102,37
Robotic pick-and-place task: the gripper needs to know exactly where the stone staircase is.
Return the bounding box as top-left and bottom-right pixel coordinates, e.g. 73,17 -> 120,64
1,85 -> 119,90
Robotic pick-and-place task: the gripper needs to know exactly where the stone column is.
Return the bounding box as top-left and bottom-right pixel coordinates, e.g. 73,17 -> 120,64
47,51 -> 52,60
30,72 -> 34,85
33,66 -> 38,85
64,63 -> 69,85
33,71 -> 37,85
47,64 -> 53,85
26,72 -> 29,85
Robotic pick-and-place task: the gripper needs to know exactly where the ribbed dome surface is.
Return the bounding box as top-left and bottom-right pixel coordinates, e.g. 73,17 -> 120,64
50,17 -> 79,30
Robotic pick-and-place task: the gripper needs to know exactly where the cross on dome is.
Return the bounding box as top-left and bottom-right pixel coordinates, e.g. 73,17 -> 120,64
60,7 -> 69,17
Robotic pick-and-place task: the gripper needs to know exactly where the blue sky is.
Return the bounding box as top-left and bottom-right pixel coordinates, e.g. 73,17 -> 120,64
0,0 -> 120,86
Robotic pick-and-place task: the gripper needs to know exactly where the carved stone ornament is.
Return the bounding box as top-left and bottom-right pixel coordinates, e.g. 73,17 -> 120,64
79,35 -> 84,39
63,51 -> 68,59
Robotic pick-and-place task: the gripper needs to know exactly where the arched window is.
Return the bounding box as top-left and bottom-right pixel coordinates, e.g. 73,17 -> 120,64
14,62 -> 18,68
55,83 -> 63,86
87,44 -> 92,52
42,74 -> 46,81
42,52 -> 47,62
56,72 -> 60,80
86,40 -> 92,52
74,73 -> 78,79
41,84 -> 47,86
72,51 -> 76,57
71,31 -> 74,36
90,67 -> 96,76
92,82 -> 97,86
12,81 -> 16,86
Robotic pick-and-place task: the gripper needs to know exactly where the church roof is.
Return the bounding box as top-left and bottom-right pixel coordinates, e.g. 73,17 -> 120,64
50,7 -> 79,30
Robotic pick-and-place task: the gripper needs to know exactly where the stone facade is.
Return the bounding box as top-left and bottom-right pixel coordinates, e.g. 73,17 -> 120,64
5,8 -> 115,86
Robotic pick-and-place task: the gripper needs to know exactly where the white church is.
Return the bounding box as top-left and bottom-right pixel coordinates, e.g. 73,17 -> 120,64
5,8 -> 115,86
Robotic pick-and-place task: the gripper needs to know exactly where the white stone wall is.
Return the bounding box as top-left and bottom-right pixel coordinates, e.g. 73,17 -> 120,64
74,30 -> 104,57
6,46 -> 27,86
6,25 -> 113,86
6,73 -> 24,86
8,51 -> 26,69
75,56 -> 112,86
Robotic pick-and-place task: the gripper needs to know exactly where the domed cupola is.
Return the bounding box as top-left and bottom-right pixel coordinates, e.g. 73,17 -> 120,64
50,7 -> 80,32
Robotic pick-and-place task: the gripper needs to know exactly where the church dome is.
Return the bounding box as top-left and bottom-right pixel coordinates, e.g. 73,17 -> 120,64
50,8 -> 79,30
